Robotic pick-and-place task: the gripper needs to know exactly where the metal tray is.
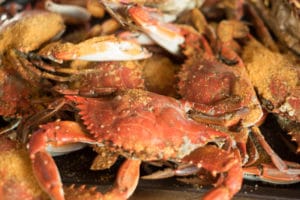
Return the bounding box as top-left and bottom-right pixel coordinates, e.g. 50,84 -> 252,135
54,115 -> 300,200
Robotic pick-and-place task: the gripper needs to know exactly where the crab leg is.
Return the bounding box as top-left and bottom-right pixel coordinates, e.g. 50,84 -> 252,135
65,159 -> 141,200
38,35 -> 152,63
244,3 -> 279,52
244,163 -> 300,184
14,50 -> 72,83
0,118 -> 21,135
142,164 -> 200,179
251,126 -> 289,172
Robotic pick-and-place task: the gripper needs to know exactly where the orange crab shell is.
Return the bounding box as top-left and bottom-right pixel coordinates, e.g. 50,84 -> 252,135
178,58 -> 245,114
68,89 -> 230,160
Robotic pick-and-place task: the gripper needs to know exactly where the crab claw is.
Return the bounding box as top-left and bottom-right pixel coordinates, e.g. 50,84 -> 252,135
65,159 -> 141,200
45,0 -> 91,23
127,6 -> 184,55
105,159 -> 141,199
29,121 -> 142,200
29,121 -> 96,200
183,146 -> 243,200
64,185 -> 103,200
38,35 -> 152,63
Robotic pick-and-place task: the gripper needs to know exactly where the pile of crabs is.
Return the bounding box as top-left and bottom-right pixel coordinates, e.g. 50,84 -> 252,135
1,0 -> 300,200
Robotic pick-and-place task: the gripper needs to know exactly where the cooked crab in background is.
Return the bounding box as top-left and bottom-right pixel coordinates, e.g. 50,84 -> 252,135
242,38 -> 300,153
0,10 -> 66,137
0,0 -> 300,200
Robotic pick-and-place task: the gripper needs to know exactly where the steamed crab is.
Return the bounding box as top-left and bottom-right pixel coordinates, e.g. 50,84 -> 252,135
242,38 -> 300,153
0,10 -> 66,135
29,89 -> 243,200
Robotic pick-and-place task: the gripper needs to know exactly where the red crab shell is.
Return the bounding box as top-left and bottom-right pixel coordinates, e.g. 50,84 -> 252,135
167,22 -> 262,128
177,43 -> 262,127
178,57 -> 251,116
69,89 -> 230,160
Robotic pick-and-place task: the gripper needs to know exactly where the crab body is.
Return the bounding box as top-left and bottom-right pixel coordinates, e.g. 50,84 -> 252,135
178,55 -> 255,127
70,89 -> 230,160
28,89 -> 243,200
106,4 -> 300,195
242,38 -> 300,152
0,8 -> 152,124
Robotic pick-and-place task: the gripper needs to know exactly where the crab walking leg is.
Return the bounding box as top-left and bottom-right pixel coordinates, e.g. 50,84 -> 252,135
251,126 -> 289,172
244,163 -> 300,184
38,35 -> 152,63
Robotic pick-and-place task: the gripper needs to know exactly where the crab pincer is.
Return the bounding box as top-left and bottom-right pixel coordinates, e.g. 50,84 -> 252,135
38,35 -> 152,63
